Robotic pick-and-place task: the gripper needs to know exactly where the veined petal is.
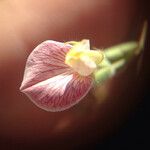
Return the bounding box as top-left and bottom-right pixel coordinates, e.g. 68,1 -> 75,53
22,72 -> 93,112
20,40 -> 93,111
20,40 -> 72,91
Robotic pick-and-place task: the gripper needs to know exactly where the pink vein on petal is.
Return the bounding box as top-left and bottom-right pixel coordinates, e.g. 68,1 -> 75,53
20,40 -> 72,91
20,40 -> 93,111
22,72 -> 93,112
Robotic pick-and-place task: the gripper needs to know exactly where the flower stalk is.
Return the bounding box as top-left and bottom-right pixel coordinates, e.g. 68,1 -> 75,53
94,20 -> 147,84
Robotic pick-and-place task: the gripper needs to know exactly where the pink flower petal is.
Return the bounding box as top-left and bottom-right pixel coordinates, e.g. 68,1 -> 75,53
20,40 -> 93,111
20,40 -> 71,90
22,73 -> 92,112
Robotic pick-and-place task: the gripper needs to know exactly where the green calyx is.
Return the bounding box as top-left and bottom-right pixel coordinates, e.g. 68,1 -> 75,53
94,20 -> 148,85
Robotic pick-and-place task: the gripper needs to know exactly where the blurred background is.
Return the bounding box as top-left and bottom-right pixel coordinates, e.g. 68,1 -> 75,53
0,0 -> 149,149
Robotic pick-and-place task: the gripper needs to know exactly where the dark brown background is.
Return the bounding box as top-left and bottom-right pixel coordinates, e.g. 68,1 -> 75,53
0,0 -> 149,149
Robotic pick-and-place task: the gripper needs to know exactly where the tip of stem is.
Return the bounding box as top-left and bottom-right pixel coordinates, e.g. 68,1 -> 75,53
136,20 -> 148,54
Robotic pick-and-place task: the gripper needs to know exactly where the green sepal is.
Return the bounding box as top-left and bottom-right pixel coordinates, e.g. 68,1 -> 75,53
94,59 -> 125,85
94,67 -> 113,84
93,20 -> 147,85
104,42 -> 138,62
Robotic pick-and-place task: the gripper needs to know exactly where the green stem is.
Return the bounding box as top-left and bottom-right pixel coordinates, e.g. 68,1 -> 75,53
94,20 -> 147,85
104,42 -> 138,62
136,20 -> 148,54
94,59 -> 125,84
104,20 -> 148,62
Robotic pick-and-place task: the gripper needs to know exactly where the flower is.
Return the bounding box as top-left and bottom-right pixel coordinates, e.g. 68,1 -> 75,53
20,40 -> 104,112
